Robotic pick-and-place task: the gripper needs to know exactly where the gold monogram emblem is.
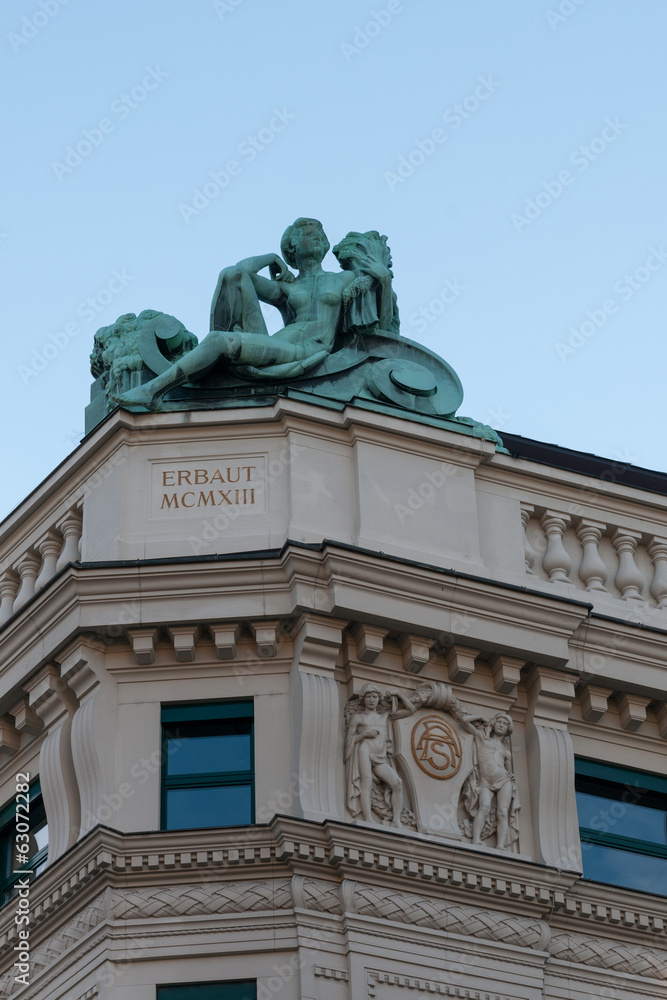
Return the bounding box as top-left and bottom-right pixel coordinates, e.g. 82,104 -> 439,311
411,714 -> 462,780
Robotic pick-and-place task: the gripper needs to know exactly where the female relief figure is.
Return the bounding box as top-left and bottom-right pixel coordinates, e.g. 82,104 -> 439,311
117,218 -> 395,411
459,712 -> 520,851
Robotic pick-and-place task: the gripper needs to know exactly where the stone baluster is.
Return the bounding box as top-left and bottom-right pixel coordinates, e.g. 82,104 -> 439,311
34,529 -> 63,592
647,537 -> 667,609
611,528 -> 644,602
0,570 -> 19,625
520,503 -> 536,575
575,519 -> 608,591
13,551 -> 42,612
539,511 -> 571,583
55,508 -> 83,571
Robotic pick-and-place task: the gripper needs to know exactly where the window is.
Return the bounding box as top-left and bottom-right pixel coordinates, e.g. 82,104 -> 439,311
161,702 -> 254,831
157,981 -> 256,1000
575,759 -> 667,895
0,780 -> 49,906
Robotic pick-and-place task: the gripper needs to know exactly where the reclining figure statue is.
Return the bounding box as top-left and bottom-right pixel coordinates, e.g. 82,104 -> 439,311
116,218 -> 399,412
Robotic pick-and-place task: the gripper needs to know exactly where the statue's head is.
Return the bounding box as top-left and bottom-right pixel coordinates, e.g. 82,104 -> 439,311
491,713 -> 513,737
413,683 -> 433,707
281,218 -> 330,267
358,682 -> 382,708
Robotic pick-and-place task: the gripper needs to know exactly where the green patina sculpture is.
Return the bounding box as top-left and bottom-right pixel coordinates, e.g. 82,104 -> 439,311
86,217 -> 503,448
91,309 -> 198,403
116,218 -> 398,410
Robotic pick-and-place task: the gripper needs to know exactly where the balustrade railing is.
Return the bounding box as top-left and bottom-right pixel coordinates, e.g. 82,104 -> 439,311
0,505 -> 82,627
521,506 -> 667,609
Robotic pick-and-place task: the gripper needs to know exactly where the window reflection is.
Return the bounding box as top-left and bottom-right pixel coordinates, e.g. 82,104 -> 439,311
161,702 -> 254,833
582,843 -> 667,895
576,759 -> 667,897
0,787 -> 49,907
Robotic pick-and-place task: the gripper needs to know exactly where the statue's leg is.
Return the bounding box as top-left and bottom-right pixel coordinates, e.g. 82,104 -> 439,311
472,786 -> 492,843
116,330 -> 244,409
210,266 -> 269,335
495,781 -> 513,849
374,762 -> 403,827
358,746 -> 374,822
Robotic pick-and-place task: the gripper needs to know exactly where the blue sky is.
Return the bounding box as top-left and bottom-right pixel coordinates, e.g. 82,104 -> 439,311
2,0 -> 667,518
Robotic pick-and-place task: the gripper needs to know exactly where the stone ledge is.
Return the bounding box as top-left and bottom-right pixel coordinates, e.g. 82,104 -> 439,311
0,816 -> 663,963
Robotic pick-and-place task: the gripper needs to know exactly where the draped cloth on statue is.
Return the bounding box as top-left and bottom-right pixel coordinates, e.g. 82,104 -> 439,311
210,265 -> 271,337
210,266 -> 330,380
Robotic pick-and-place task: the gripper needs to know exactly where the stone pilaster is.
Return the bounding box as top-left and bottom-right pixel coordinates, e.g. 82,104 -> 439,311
24,663 -> 80,864
58,639 -> 117,842
290,615 -> 345,822
524,666 -> 581,872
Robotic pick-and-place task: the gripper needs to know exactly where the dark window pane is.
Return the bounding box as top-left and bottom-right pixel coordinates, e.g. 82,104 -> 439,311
2,798 -> 47,880
158,982 -> 256,1000
165,784 -> 252,830
581,841 -> 667,895
576,790 -> 667,845
166,734 -> 251,777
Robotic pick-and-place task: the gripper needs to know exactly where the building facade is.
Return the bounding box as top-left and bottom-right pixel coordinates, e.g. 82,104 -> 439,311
0,395 -> 665,1000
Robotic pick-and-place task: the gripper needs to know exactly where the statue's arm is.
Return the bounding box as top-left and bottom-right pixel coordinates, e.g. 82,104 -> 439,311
346,251 -> 394,330
387,689 -> 418,719
459,714 -> 485,736
236,254 -> 291,305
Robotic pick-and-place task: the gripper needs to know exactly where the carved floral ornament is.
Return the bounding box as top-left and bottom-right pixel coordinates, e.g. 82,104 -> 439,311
344,681 -> 520,851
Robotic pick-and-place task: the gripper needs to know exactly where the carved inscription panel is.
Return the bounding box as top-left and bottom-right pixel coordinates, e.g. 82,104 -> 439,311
150,455 -> 267,518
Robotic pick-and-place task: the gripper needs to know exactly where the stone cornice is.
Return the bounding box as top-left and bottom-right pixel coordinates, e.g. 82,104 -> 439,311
0,543 -> 592,710
570,613 -> 667,700
4,544 -> 667,726
483,452 -> 667,522
0,816 -> 664,968
6,541 -> 667,710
